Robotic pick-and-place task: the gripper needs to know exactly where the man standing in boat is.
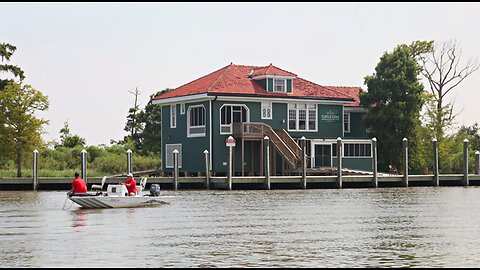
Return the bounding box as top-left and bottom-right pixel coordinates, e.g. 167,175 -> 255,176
67,172 -> 87,196
122,173 -> 137,196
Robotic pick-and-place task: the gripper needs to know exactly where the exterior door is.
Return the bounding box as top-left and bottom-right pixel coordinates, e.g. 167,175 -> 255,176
314,144 -> 331,167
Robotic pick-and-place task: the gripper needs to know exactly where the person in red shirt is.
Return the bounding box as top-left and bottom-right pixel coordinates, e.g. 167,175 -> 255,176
122,173 -> 137,196
68,172 -> 87,196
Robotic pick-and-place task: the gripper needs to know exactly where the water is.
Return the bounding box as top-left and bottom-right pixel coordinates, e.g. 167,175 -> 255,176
1,187 -> 480,267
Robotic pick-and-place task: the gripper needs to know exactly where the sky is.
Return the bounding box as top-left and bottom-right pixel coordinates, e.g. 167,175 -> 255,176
1,2 -> 480,146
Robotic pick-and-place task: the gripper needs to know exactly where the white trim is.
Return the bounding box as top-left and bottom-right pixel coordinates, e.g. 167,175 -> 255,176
187,105 -> 206,138
165,144 -> 182,168
152,93 -> 352,106
273,78 -> 287,93
180,103 -> 185,115
287,103 -> 318,132
219,104 -> 250,135
152,93 -> 212,105
170,104 -> 176,129
216,95 -> 351,105
344,112 -> 350,134
261,102 -> 273,120
251,75 -> 296,80
344,106 -> 366,113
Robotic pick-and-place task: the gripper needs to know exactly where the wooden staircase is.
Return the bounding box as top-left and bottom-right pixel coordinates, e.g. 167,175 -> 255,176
233,122 -> 303,169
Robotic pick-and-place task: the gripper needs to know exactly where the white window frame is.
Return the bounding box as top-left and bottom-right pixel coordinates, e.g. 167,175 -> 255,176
344,112 -> 351,133
261,102 -> 273,120
219,104 -> 250,135
170,104 -> 176,128
187,105 -> 206,138
273,79 -> 286,93
165,144 -> 182,168
287,103 -> 317,132
343,143 -> 372,158
180,103 -> 186,115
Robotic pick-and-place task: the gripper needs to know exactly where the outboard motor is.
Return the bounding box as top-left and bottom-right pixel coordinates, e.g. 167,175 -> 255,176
150,184 -> 161,197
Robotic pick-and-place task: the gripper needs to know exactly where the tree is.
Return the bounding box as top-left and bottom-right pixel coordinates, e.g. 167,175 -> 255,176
58,121 -> 86,148
124,87 -> 144,150
0,42 -> 25,90
419,40 -> 480,141
0,82 -> 49,177
361,42 -> 430,172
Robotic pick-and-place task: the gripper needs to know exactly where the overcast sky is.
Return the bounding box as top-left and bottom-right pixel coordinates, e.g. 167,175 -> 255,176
1,2 -> 479,146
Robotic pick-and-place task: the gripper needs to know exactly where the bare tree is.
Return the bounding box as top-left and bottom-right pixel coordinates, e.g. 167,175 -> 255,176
419,40 -> 479,140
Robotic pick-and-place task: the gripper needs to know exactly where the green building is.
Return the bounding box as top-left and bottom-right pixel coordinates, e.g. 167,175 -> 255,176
152,63 -> 372,176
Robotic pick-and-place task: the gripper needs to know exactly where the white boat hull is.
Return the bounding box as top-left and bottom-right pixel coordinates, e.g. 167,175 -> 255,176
69,195 -> 174,209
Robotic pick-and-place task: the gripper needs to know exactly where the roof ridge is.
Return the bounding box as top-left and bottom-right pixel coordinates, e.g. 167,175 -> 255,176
169,63 -> 231,93
206,63 -> 233,92
297,76 -> 353,99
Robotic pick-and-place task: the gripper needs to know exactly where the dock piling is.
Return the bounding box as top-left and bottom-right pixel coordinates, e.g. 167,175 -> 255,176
336,137 -> 342,188
173,149 -> 179,190
33,149 -> 38,191
204,150 -> 210,190
402,138 -> 408,187
264,136 -> 271,190
372,138 -> 378,188
463,139 -> 469,186
433,138 -> 439,186
81,149 -> 87,183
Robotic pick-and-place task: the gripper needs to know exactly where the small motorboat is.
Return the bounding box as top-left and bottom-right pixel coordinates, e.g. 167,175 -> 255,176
68,181 -> 173,209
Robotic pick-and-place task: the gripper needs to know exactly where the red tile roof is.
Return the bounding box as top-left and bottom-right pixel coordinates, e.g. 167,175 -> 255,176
153,63 -> 358,103
323,86 -> 363,107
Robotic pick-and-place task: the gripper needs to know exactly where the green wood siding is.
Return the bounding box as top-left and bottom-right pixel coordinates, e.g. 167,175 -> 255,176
162,101 -> 210,173
267,78 -> 273,92
256,79 -> 267,90
332,157 -> 373,172
344,111 -> 369,138
286,79 -> 292,93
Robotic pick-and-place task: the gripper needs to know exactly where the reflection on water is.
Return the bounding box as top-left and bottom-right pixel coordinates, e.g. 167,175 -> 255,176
1,187 -> 480,267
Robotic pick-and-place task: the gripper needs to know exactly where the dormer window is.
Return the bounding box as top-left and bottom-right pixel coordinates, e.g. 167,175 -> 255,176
273,79 -> 286,93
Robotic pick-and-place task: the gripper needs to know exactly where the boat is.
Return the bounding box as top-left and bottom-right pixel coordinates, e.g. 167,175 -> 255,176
68,177 -> 173,209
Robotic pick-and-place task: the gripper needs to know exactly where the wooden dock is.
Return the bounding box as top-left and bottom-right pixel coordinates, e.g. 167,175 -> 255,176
1,174 -> 480,190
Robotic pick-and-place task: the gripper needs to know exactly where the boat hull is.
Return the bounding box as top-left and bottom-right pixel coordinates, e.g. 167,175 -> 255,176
69,195 -> 174,209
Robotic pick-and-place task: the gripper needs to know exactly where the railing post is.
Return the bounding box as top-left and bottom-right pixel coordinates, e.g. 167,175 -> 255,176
337,137 -> 342,189
433,138 -> 439,187
81,149 -> 87,184
126,149 -> 132,175
372,138 -> 378,188
204,150 -> 210,190
173,149 -> 179,190
475,151 -> 480,175
264,136 -> 271,190
33,149 -> 38,191
300,136 -> 307,189
402,138 -> 408,187
463,139 -> 469,186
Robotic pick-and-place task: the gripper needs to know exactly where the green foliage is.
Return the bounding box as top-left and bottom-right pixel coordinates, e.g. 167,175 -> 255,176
0,82 -> 49,177
0,42 -> 25,89
361,43 -> 426,172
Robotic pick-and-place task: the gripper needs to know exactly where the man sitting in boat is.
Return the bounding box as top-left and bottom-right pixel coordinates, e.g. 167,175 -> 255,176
67,172 -> 87,196
120,173 -> 137,196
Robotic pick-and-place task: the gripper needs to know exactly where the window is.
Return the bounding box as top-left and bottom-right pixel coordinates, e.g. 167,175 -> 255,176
165,144 -> 182,168
170,104 -> 176,128
187,105 -> 206,137
288,103 -> 317,131
343,143 -> 372,157
344,113 -> 350,133
261,102 -> 272,119
220,105 -> 249,134
273,79 -> 286,92
180,103 -> 185,115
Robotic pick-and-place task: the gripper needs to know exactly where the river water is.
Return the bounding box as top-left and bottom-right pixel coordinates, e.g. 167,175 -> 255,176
1,187 -> 480,267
